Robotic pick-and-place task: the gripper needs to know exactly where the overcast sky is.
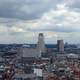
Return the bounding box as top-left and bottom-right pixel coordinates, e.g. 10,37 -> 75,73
0,0 -> 80,44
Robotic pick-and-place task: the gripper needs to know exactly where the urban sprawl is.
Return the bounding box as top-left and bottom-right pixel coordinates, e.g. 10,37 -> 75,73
0,33 -> 80,80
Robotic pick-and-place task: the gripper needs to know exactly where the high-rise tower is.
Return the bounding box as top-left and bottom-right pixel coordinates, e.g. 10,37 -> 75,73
37,33 -> 45,54
57,40 -> 64,52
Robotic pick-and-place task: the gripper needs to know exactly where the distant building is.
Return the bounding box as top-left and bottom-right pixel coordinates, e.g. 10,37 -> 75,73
13,73 -> 36,80
18,33 -> 46,58
37,33 -> 45,53
22,48 -> 40,58
57,40 -> 64,53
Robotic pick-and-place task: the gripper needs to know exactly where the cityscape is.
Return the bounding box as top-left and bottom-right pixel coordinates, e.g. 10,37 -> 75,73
0,0 -> 80,80
0,33 -> 80,80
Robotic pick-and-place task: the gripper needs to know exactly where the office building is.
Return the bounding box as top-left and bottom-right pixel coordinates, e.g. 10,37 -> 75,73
37,33 -> 45,53
57,40 -> 64,52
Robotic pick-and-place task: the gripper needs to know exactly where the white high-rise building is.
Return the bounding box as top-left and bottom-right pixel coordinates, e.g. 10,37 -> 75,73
57,40 -> 64,52
37,33 -> 45,54
18,33 -> 46,58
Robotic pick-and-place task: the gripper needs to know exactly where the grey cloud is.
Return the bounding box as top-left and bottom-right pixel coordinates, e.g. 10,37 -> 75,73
66,0 -> 80,11
28,25 -> 80,33
0,0 -> 63,20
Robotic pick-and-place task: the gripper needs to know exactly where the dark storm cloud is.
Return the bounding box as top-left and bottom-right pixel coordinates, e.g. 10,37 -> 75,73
0,0 -> 63,20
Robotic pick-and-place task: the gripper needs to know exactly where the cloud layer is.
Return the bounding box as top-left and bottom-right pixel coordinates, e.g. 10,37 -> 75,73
0,0 -> 80,44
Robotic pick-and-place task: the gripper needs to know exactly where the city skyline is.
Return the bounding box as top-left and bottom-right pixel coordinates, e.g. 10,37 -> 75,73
0,0 -> 80,44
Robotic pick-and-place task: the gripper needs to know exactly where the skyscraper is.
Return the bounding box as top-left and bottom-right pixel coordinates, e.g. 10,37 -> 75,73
57,40 -> 64,52
37,33 -> 45,54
